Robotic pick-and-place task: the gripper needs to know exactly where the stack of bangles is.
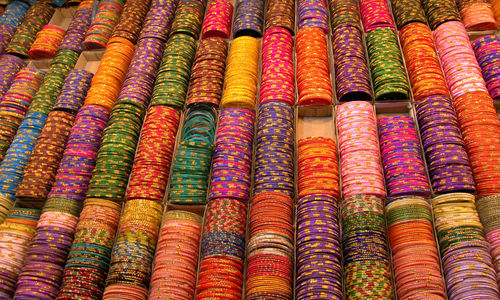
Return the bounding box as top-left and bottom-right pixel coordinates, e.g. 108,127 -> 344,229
385,196 -> 446,299
328,0 -> 362,32
0,54 -> 25,99
149,210 -> 203,299
433,21 -> 488,99
185,37 -> 228,107
0,67 -> 45,162
432,193 -> 500,299
260,27 -> 294,106
493,0 -> 500,22
46,105 -> 110,207
109,0 -> 151,44
202,0 -> 233,39
83,0 -> 125,49
359,0 -> 396,32
137,0 -> 178,43
57,198 -> 122,299
399,22 -> 449,101
390,0 -> 427,29
337,101 -> 386,198
297,137 -> 340,199
125,105 -> 181,203
169,106 -> 217,205
454,91 -> 500,196
366,28 -> 410,100
332,24 -> 372,102
233,0 -> 264,38
58,0 -> 95,54
296,137 -> 342,299
5,0 -> 54,57
421,0 -> 460,30
296,27 -> 332,106
15,70 -> 92,209
84,38 -> 134,112
196,108 -> 254,299
28,25 -> 65,59
246,192 -> 294,299
0,1 -> 30,54
0,208 -> 40,298
341,194 -> 393,299
169,0 -> 206,40
0,110 -> 47,221
414,95 -> 475,193
103,199 -> 163,299
456,0 -> 497,30
220,36 -> 260,109
297,0 -> 329,33
265,0 -> 294,34
472,35 -> 500,100
377,115 -> 431,198
477,194 -> 500,285
150,34 -> 197,108
254,101 -> 294,196
28,49 -> 80,115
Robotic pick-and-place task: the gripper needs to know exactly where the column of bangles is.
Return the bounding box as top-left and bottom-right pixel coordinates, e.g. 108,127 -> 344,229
149,210 -> 203,299
366,28 -> 410,100
11,70 -> 92,298
456,0 -> 497,30
0,67 -> 45,162
297,0 -> 329,33
58,0 -> 95,54
432,193 -> 500,299
233,0 -> 264,38
5,0 -> 54,58
103,106 -> 180,299
421,0 -> 460,30
0,208 -> 40,299
202,0 -> 233,39
472,36 -> 500,100
329,0 -> 370,103
0,54 -> 25,100
103,4 -> 201,295
28,25 -> 66,59
0,70 -> 91,299
296,137 -> 342,299
56,38 -> 134,300
473,36 -> 500,286
389,0 -> 427,29
220,36 -> 260,109
265,0 -> 294,34
185,37 -> 228,107
358,0 -> 395,32
377,116 -> 446,298
0,1 -> 30,54
168,106 -> 217,205
296,27 -> 332,106
196,108 -> 255,299
385,196 -> 446,299
83,0 -> 125,49
259,27 -> 294,106
245,102 -> 294,299
414,95 -> 475,193
0,49 -> 79,223
110,0 -> 151,44
377,116 -> 430,198
337,101 -> 393,299
399,22 -> 449,101
434,21 -> 500,196
186,0 -> 231,107
170,0 -> 207,40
